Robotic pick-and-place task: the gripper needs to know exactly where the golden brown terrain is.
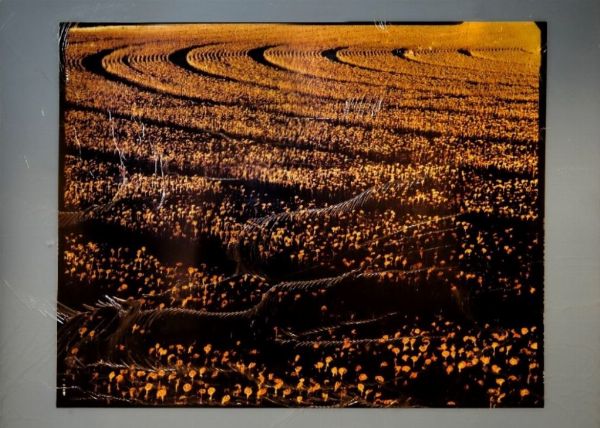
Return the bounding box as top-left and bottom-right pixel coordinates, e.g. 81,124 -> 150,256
58,22 -> 544,407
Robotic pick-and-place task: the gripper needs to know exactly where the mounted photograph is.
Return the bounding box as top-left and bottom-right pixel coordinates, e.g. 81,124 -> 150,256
57,22 -> 545,407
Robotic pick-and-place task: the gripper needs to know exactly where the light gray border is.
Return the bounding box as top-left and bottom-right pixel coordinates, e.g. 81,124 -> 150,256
1,0 -> 599,427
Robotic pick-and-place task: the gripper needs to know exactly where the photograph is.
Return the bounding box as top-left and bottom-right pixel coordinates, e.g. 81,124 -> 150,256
57,22 -> 545,407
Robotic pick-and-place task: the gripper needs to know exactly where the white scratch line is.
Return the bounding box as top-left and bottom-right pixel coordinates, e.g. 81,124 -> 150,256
2,279 -> 62,322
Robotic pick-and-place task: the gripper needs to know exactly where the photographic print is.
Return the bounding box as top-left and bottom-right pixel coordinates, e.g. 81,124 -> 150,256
58,22 -> 545,407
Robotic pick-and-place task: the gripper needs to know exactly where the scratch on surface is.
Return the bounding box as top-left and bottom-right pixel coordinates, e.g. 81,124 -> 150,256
23,155 -> 29,169
157,153 -> 166,208
268,409 -> 297,428
108,109 -> 131,201
58,22 -> 74,73
141,119 -> 168,210
74,129 -> 94,178
374,19 -> 389,32
342,94 -> 384,118
2,279 -> 65,323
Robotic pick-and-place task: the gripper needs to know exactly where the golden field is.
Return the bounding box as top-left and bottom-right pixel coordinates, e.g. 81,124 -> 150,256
58,22 -> 544,407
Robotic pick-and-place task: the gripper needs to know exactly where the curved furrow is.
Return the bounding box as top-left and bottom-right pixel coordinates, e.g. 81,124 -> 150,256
78,48 -> 416,143
78,48 -> 396,143
168,44 -> 239,83
81,46 -> 215,105
183,44 -> 349,98
315,47 -> 538,103
389,48 -> 538,91
271,45 -> 538,103
247,45 -> 288,71
188,43 -> 527,111
320,46 -> 347,64
76,55 -> 466,152
78,42 -> 539,139
395,47 -> 539,78
262,45 -> 393,89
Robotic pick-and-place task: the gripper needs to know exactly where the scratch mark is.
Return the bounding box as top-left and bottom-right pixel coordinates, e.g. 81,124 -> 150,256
2,279 -> 67,323
374,19 -> 389,32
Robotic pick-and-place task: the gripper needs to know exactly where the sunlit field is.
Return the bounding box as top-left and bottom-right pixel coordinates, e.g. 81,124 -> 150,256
58,22 -> 544,407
